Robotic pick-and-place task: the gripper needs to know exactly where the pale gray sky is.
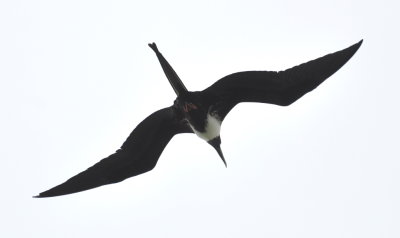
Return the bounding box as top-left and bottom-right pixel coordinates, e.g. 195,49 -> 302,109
1,0 -> 399,237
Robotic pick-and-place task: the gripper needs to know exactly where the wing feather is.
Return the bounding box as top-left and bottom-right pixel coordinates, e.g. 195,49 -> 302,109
204,40 -> 362,119
35,107 -> 192,198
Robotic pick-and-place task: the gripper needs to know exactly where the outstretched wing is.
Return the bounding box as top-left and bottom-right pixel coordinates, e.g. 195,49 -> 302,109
204,40 -> 362,119
35,107 -> 192,198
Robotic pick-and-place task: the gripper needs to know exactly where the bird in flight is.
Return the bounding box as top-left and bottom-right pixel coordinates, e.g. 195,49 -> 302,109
35,40 -> 362,197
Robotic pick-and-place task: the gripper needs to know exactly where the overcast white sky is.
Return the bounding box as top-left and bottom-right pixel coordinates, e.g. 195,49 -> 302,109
1,0 -> 399,237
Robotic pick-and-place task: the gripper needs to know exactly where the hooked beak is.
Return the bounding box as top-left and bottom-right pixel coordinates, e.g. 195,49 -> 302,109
208,137 -> 227,167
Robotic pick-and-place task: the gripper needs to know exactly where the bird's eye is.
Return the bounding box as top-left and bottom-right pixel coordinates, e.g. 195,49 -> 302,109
183,102 -> 198,112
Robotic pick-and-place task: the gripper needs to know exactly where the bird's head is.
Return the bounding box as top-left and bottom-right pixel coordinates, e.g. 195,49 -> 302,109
208,136 -> 227,167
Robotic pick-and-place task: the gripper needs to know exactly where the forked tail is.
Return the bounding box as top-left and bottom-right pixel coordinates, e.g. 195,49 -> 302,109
149,43 -> 188,96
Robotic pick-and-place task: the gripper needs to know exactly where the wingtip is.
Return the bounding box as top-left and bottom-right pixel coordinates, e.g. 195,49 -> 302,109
33,191 -> 49,198
33,188 -> 63,198
354,39 -> 363,50
343,39 -> 363,57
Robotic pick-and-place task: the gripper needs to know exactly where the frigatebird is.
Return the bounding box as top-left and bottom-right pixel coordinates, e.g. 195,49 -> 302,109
35,40 -> 362,197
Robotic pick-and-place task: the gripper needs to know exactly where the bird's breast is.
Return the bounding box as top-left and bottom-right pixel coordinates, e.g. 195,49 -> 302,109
189,114 -> 221,141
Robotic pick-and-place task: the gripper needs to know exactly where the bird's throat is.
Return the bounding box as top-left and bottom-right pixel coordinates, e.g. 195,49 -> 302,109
189,114 -> 221,141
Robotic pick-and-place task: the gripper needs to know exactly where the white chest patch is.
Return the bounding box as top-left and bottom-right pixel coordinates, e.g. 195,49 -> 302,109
190,114 -> 221,141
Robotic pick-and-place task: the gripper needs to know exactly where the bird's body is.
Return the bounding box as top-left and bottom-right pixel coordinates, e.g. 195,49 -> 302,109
35,40 -> 363,198
174,92 -> 222,141
191,113 -> 221,141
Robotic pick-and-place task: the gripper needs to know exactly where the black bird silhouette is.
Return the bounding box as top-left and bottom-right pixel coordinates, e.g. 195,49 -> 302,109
35,40 -> 362,197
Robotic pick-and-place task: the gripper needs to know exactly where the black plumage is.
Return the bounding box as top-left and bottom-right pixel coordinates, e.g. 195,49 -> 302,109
35,40 -> 362,197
